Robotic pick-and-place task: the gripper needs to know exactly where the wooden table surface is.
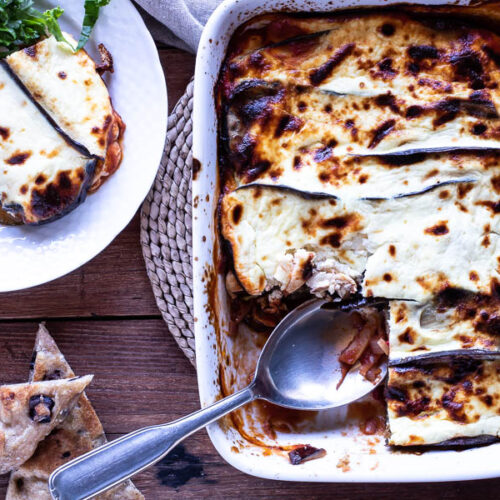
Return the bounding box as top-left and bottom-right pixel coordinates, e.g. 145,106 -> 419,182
0,45 -> 499,500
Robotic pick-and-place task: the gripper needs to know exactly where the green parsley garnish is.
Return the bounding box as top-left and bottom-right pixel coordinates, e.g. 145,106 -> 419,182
76,0 -> 111,51
0,0 -> 111,56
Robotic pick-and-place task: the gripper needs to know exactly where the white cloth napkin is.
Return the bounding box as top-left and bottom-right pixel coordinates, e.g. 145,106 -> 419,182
135,0 -> 222,53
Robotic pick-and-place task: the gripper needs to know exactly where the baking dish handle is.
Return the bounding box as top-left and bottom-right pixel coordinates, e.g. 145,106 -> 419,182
48,384 -> 257,500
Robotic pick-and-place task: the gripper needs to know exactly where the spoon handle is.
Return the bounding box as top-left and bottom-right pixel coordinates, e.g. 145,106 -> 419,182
48,384 -> 257,500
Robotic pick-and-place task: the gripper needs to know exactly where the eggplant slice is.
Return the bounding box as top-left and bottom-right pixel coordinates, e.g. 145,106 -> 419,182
223,80 -> 500,198
221,182 -> 499,301
0,62 -> 96,225
389,291 -> 500,364
387,357 -> 500,446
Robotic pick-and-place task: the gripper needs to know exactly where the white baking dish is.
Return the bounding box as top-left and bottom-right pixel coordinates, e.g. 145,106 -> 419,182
192,0 -> 500,482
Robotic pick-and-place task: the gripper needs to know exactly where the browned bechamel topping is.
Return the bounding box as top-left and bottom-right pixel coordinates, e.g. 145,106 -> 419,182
398,327 -> 415,344
387,357 -> 500,439
431,286 -> 500,338
309,43 -> 355,85
231,204 -> 243,224
424,221 -> 449,236
0,127 -> 10,140
5,151 -> 31,165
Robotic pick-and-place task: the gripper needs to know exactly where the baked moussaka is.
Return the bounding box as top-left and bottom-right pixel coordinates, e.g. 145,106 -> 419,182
217,6 -> 500,449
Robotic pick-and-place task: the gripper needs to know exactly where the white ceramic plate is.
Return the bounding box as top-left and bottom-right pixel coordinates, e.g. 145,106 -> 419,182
0,0 -> 167,292
193,0 -> 500,483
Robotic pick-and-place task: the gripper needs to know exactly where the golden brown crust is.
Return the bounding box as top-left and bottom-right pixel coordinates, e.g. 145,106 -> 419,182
89,109 -> 126,193
223,3 -> 500,61
387,358 -> 500,446
220,191 -> 257,294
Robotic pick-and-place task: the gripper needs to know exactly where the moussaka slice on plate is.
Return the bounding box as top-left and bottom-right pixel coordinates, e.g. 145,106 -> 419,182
0,62 -> 97,225
0,34 -> 124,225
5,33 -> 124,193
217,6 -> 500,449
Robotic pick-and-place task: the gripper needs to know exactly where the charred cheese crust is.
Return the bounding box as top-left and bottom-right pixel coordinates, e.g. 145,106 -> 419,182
0,63 -> 96,224
387,359 -> 500,446
389,292 -> 500,363
221,185 -> 368,295
6,34 -> 113,160
222,4 -> 500,62
222,11 -> 500,104
224,81 -> 500,197
220,10 -> 500,198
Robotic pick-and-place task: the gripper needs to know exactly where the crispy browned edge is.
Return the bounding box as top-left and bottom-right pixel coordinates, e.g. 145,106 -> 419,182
89,108 -> 126,193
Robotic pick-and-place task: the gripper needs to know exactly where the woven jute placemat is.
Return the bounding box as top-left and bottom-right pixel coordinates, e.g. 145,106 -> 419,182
140,80 -> 196,367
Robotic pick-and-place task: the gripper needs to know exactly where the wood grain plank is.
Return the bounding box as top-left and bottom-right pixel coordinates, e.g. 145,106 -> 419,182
0,320 -> 499,499
160,48 -> 196,112
0,215 -> 160,320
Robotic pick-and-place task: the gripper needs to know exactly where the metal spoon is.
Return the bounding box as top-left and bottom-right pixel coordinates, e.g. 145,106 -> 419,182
49,299 -> 387,500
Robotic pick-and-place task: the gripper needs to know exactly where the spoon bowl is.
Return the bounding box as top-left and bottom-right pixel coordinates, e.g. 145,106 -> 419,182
49,298 -> 387,500
255,299 -> 387,410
